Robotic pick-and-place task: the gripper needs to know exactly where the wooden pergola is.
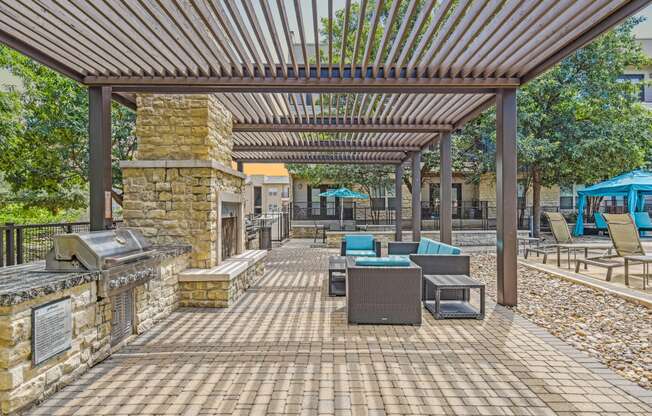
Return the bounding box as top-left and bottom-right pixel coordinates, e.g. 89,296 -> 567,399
1,0 -> 648,306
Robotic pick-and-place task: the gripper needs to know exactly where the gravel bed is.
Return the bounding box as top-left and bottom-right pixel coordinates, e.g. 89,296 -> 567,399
471,252 -> 652,389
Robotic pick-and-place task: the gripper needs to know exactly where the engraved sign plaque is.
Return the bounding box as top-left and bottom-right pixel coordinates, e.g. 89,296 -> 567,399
32,298 -> 72,365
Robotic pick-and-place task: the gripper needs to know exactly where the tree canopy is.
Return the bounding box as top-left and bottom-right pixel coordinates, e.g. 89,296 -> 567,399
0,46 -> 136,212
297,1 -> 652,237
454,16 -> 652,234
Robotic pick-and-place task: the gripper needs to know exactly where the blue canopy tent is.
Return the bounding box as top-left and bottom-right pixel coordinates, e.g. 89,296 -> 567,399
573,170 -> 652,235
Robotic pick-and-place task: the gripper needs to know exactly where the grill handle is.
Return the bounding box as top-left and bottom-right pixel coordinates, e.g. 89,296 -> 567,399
103,250 -> 156,267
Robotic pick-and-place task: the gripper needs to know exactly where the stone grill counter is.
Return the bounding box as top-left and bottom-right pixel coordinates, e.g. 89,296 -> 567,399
0,246 -> 190,415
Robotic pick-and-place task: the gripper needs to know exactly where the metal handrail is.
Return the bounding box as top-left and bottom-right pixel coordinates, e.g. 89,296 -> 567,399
0,220 -> 123,267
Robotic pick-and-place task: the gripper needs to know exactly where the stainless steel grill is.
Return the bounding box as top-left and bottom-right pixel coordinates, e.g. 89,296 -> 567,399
45,229 -> 160,346
45,228 -> 153,272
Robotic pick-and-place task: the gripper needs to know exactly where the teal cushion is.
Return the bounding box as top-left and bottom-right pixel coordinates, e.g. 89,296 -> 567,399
417,238 -> 436,254
346,249 -> 377,257
437,244 -> 461,255
425,242 -> 440,254
355,256 -> 411,267
345,234 -> 374,250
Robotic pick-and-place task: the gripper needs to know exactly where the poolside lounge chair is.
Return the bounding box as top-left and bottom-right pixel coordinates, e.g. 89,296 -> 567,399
594,212 -> 608,234
633,212 -> 652,232
525,212 -> 612,267
592,213 -> 652,288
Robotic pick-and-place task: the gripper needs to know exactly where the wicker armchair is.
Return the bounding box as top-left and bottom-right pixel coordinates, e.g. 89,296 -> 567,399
346,257 -> 421,325
340,235 -> 381,257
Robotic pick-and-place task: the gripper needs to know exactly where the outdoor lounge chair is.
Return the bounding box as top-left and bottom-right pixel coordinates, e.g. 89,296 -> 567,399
633,211 -> 652,232
388,238 -> 470,302
340,234 -> 381,257
346,256 -> 421,325
579,213 -> 652,288
594,212 -> 608,234
525,212 -> 612,267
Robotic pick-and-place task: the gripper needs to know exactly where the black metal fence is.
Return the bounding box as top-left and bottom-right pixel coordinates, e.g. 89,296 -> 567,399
0,221 -> 122,267
290,200 -> 559,231
245,211 -> 290,249
291,201 -> 395,225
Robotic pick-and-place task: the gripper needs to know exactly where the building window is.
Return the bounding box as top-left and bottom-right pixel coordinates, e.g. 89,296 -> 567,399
268,188 -> 278,196
370,185 -> 386,211
281,187 -> 289,198
617,74 -> 645,101
559,185 -> 574,210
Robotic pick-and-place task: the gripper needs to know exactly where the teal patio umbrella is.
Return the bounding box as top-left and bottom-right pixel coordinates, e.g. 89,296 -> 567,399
319,187 -> 369,228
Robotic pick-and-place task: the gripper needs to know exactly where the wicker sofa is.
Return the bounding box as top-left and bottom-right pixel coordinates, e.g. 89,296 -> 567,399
388,239 -> 470,302
346,256 -> 422,325
340,234 -> 381,257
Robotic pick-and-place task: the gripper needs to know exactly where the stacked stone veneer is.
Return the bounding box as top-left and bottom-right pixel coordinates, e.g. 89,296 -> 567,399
0,283 -> 99,415
135,94 -> 233,165
135,253 -> 189,333
122,94 -> 245,269
0,251 -> 189,414
179,257 -> 265,308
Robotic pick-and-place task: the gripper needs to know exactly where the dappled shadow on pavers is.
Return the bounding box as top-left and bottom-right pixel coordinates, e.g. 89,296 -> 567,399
27,242 -> 652,415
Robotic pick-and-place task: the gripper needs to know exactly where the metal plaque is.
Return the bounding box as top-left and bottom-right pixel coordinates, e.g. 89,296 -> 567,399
32,297 -> 72,366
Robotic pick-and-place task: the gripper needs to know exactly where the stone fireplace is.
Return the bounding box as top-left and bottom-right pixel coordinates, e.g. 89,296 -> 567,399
121,94 -> 263,309
121,94 -> 246,269
218,194 -> 244,262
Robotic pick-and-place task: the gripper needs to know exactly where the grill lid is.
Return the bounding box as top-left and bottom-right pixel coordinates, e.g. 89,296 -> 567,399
45,228 -> 153,272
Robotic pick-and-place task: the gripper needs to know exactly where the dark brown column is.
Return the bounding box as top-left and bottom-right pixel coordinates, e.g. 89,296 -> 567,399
411,151 -> 421,241
496,88 -> 518,306
89,86 -> 113,231
394,164 -> 403,241
237,161 -> 244,172
439,132 -> 452,244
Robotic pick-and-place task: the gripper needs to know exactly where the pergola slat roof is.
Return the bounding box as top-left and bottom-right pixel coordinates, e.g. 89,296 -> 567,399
0,0 -> 648,164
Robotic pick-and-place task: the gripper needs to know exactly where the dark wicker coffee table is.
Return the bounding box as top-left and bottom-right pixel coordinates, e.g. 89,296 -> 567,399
328,256 -> 346,296
423,274 -> 485,319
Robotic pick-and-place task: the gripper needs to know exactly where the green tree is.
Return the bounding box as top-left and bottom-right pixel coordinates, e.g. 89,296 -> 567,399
287,163 -> 394,223
0,46 -> 136,212
455,17 -> 652,236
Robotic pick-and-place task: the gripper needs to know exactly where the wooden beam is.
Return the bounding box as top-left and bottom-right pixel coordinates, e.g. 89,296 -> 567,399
85,73 -> 520,93
234,159 -> 402,165
111,92 -> 136,110
521,0 -> 651,83
439,132 -> 452,244
496,88 -> 518,307
89,86 -> 113,231
232,145 -> 417,153
233,121 -> 452,133
0,28 -> 84,82
395,164 -> 403,241
411,151 -> 422,241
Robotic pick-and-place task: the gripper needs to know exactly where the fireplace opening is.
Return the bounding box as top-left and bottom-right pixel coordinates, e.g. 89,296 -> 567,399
221,202 -> 240,261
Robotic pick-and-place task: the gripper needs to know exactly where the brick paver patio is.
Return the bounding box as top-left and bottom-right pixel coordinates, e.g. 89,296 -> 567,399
29,240 -> 652,415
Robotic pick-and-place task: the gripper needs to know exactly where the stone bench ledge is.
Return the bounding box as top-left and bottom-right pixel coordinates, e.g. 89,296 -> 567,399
178,249 -> 267,282
224,250 -> 267,266
179,260 -> 250,282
